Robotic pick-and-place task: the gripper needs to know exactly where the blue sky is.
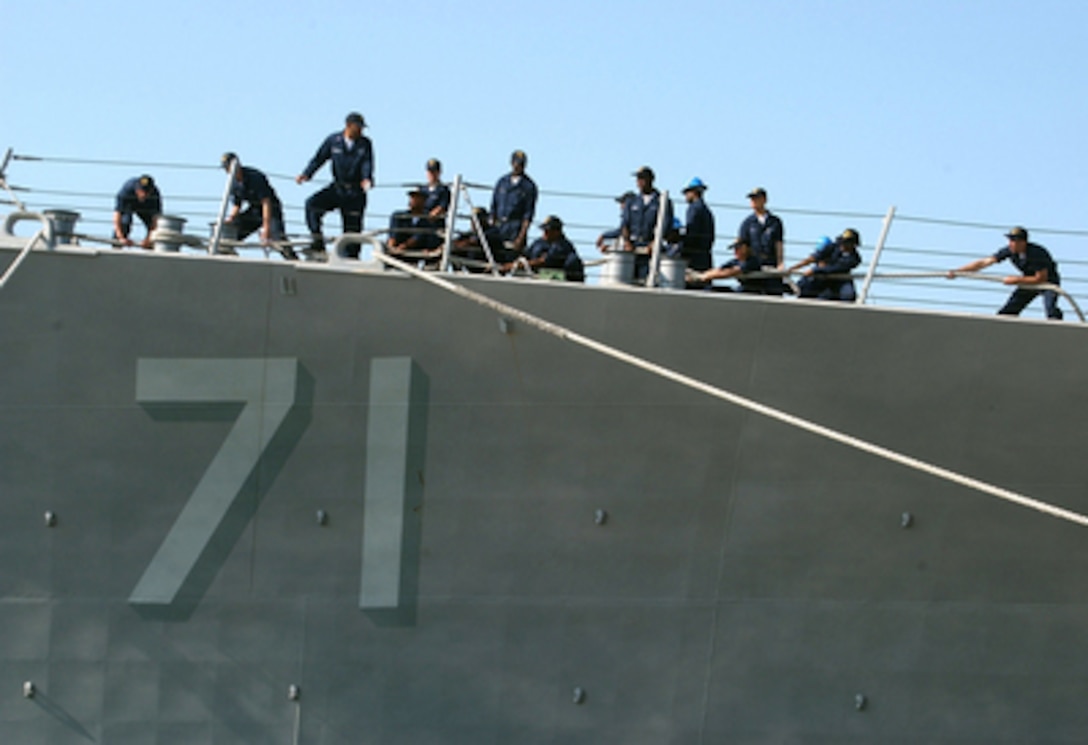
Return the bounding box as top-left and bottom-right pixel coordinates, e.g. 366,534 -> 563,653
3,0 -> 1086,315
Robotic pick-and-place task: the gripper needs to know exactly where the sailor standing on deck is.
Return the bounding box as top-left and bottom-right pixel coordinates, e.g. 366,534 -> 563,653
680,177 -> 715,272
738,187 -> 787,295
112,175 -> 161,249
739,187 -> 785,268
295,112 -> 375,259
948,226 -> 1063,320
620,166 -> 674,282
221,153 -> 296,260
596,191 -> 634,252
490,150 -> 538,252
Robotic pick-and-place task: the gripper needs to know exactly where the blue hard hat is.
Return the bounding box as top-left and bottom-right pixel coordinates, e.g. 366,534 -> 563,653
683,177 -> 707,192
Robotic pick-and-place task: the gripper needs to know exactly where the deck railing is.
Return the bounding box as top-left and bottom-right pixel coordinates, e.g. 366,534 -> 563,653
4,151 -> 1087,322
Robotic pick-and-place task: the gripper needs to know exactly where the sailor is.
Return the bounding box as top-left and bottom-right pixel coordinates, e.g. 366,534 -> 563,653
620,166 -> 674,281
421,158 -> 451,219
948,226 -> 1063,320
490,150 -> 538,252
220,153 -> 296,260
451,207 -> 513,271
386,188 -> 443,266
695,237 -> 765,292
680,177 -> 715,272
663,217 -> 685,260
523,215 -> 584,282
788,229 -> 862,301
112,174 -> 161,249
738,187 -> 788,294
596,191 -> 634,252
295,112 -> 375,259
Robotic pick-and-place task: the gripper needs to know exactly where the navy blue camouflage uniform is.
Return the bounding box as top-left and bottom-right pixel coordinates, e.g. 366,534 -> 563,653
527,235 -> 585,282
114,176 -> 161,239
229,166 -> 286,242
712,252 -> 766,293
797,239 -> 861,301
682,197 -> 715,271
452,210 -> 516,269
738,211 -> 785,266
621,190 -> 674,280
300,131 -> 375,256
388,211 -> 442,252
993,242 -> 1063,319
738,210 -> 787,294
490,173 -> 538,244
423,182 -> 450,216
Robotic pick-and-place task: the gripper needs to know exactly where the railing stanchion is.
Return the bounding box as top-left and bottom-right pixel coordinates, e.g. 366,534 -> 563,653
646,190 -> 669,288
439,175 -> 462,273
857,205 -> 896,304
209,158 -> 238,255
0,148 -> 26,211
0,210 -> 53,290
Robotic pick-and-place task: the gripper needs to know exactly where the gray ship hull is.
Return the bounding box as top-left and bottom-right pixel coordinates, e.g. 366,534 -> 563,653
2,246 -> 1086,743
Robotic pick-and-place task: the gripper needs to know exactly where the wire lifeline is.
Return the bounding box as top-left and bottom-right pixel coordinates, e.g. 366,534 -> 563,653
895,213 -> 1088,238
13,154 -> 221,171
373,250 -> 1088,529
17,187 -> 221,203
14,152 -> 1088,237
9,155 -> 1088,311
6,201 -> 1084,315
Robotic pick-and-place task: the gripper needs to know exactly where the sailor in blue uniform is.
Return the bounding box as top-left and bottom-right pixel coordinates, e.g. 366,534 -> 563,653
663,217 -> 685,258
387,189 -> 443,266
739,187 -> 787,294
949,226 -> 1063,319
696,237 -> 765,292
220,153 -> 295,260
738,187 -> 785,267
680,177 -> 715,272
451,207 -> 512,271
422,158 -> 451,219
112,175 -> 161,248
596,191 -> 634,252
524,215 -> 584,282
490,150 -> 537,251
621,166 -> 674,281
296,112 -> 375,258
788,229 -> 862,301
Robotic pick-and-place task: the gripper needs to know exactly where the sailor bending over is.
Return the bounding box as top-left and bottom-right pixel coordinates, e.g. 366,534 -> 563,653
948,226 -> 1063,320
112,175 -> 161,249
220,152 -> 295,260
